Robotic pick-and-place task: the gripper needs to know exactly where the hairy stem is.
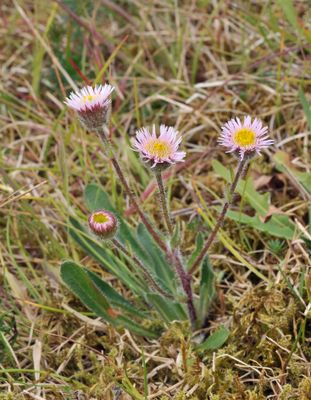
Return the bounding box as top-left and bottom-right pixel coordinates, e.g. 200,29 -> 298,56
154,173 -> 197,327
155,171 -> 173,236
112,239 -> 174,300
189,158 -> 247,275
172,250 -> 197,329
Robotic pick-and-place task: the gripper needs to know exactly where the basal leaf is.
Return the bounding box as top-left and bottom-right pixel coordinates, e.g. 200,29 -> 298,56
61,260 -> 112,319
146,293 -> 187,323
61,261 -> 157,339
136,223 -> 176,294
116,315 -> 159,339
87,270 -> 146,319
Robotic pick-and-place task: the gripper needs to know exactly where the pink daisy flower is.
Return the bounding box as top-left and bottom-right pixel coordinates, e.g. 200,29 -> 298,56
65,84 -> 114,130
133,125 -> 186,169
88,210 -> 118,239
218,116 -> 274,160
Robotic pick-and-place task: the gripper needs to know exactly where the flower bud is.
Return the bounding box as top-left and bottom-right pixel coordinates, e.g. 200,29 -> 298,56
88,210 -> 118,239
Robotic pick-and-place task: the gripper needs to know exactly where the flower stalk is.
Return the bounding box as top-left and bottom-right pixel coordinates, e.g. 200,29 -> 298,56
155,171 -> 173,236
189,158 -> 247,275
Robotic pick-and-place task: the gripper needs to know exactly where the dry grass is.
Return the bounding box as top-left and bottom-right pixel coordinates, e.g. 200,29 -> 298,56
0,0 -> 311,399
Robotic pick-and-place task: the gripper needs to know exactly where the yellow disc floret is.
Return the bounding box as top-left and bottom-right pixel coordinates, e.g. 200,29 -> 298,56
93,213 -> 109,224
83,95 -> 94,102
144,140 -> 172,159
233,128 -> 256,147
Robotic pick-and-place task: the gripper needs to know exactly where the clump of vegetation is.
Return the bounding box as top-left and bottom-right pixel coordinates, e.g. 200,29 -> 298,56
61,77 -> 275,342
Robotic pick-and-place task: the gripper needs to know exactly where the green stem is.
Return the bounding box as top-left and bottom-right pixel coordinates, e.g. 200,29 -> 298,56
189,158 -> 247,275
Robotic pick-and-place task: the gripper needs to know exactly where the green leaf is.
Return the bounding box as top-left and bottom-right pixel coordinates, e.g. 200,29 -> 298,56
212,160 -> 296,240
222,209 -> 295,240
146,293 -> 187,323
170,220 -> 181,248
136,223 -> 176,293
196,326 -> 230,351
198,256 -> 215,325
84,183 -> 178,294
196,206 -> 269,282
187,233 -> 204,269
86,270 -> 146,319
274,150 -> 311,196
213,160 -> 269,216
60,261 -> 112,319
61,261 -> 158,339
116,315 -> 158,339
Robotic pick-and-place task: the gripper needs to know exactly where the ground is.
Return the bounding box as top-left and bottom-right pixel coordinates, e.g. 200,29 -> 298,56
0,0 -> 311,399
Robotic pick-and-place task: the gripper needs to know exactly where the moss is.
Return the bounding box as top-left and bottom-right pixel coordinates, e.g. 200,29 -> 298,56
243,391 -> 266,400
160,321 -> 191,356
279,384 -> 294,399
299,377 -> 311,400
173,392 -> 187,400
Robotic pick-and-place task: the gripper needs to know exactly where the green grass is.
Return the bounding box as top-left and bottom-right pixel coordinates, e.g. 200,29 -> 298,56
0,0 -> 311,398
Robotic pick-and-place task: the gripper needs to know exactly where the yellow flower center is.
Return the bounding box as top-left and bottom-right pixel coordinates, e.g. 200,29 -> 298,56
83,95 -> 94,102
93,213 -> 109,224
233,128 -> 256,147
144,140 -> 172,158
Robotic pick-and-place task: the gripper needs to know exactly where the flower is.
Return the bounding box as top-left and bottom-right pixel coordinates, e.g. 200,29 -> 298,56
218,116 -> 274,160
65,84 -> 114,130
133,125 -> 186,170
88,210 -> 118,239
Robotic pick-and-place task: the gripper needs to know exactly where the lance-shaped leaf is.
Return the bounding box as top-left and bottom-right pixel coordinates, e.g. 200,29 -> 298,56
61,260 -> 112,319
146,293 -> 187,323
212,160 -> 295,239
61,261 -> 158,338
136,223 -> 176,294
86,269 -> 146,319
